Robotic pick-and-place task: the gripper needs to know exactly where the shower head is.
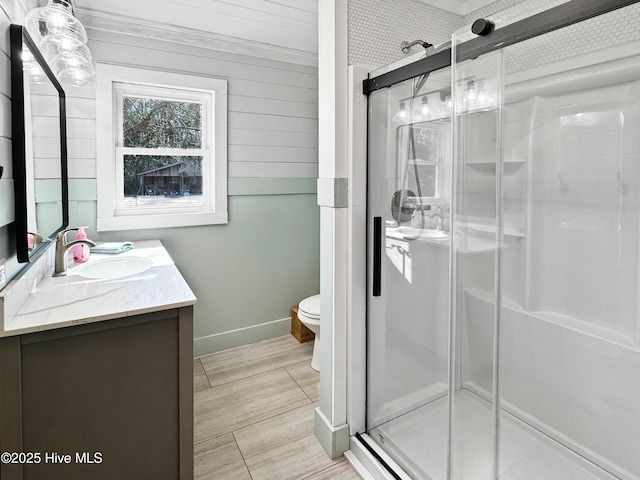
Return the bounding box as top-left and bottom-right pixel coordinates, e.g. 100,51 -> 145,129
401,39 -> 433,54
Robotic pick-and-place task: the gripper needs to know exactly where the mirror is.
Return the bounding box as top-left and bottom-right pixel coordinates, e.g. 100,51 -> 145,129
10,24 -> 68,263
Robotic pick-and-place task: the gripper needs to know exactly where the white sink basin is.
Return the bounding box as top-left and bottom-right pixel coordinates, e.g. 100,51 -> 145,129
75,256 -> 153,280
388,226 -> 449,239
398,226 -> 449,238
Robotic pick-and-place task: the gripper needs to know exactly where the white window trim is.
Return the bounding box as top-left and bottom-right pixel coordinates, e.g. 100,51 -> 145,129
96,63 -> 228,231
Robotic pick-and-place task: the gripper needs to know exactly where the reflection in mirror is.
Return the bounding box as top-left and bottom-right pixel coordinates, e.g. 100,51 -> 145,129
396,122 -> 441,199
28,80 -> 63,238
11,25 -> 68,263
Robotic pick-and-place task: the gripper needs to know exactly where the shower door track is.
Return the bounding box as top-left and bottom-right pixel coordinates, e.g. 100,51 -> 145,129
362,0 -> 640,95
355,433 -> 405,480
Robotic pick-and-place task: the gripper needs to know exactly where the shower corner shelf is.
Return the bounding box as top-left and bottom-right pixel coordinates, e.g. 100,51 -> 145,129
465,159 -> 526,174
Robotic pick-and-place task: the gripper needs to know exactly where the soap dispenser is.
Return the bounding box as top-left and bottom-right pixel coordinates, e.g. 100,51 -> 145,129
73,226 -> 91,263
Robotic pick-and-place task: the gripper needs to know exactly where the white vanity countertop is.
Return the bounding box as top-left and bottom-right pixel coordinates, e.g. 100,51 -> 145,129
0,240 -> 196,337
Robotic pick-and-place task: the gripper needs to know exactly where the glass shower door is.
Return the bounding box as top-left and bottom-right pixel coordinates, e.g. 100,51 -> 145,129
449,30 -> 505,480
450,3 -> 640,479
366,66 -> 453,479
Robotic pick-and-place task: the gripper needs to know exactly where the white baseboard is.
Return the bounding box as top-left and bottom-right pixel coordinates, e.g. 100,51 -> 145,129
314,406 -> 350,459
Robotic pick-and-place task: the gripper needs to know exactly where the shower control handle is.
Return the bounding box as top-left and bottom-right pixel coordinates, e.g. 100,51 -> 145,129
373,217 -> 382,297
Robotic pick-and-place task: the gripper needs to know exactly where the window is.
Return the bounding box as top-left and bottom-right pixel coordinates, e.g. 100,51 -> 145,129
395,122 -> 448,203
96,64 -> 227,230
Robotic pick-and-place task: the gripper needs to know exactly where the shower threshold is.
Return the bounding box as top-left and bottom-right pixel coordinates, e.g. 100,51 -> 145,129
370,389 -> 619,480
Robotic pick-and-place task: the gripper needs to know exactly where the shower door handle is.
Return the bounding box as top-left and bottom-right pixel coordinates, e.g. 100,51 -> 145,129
373,216 -> 382,297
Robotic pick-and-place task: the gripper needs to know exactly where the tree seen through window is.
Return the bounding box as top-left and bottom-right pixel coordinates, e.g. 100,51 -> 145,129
121,96 -> 204,204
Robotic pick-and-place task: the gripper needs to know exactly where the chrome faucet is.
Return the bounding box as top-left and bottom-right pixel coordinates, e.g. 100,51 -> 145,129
27,231 -> 43,250
54,228 -> 96,276
429,206 -> 444,231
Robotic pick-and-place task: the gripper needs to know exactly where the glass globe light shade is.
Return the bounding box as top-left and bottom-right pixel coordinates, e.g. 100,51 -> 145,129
23,0 -> 97,88
56,34 -> 84,54
46,9 -> 68,36
51,50 -> 93,74
57,61 -> 96,88
24,0 -> 88,45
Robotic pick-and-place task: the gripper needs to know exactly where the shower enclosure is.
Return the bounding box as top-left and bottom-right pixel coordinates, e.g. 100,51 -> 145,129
361,1 -> 640,479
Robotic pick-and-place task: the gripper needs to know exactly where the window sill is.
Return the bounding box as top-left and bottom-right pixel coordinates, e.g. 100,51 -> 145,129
97,211 -> 228,231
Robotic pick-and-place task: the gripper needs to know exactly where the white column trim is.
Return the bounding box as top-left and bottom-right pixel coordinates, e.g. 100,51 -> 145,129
316,0 -> 349,458
346,65 -> 369,436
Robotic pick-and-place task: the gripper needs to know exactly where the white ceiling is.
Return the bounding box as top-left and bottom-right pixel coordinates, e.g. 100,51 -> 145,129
73,0 -> 319,66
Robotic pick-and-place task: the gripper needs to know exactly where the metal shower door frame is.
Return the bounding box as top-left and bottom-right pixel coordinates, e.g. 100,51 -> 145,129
362,0 -> 640,96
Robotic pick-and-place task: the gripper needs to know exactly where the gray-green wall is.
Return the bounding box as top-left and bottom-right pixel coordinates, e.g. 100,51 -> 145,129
64,178 -> 319,356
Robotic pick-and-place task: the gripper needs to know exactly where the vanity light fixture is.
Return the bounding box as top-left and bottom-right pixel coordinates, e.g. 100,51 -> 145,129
421,95 -> 429,113
23,0 -> 95,87
465,79 -> 478,101
398,101 -> 407,118
412,95 -> 432,121
392,100 -> 409,123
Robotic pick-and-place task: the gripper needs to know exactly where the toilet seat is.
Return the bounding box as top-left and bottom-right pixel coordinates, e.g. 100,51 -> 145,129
298,313 -> 320,327
298,294 -> 320,320
298,311 -> 320,322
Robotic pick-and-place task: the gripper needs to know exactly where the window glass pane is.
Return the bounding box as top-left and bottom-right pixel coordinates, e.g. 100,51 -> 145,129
406,164 -> 438,198
122,97 -> 202,149
413,124 -> 439,162
397,123 -> 441,199
123,155 -> 203,208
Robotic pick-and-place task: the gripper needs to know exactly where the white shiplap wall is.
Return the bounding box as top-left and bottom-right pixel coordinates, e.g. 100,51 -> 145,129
70,28 -> 318,181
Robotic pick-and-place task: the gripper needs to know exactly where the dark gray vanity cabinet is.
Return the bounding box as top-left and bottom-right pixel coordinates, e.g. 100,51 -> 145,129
0,307 -> 193,480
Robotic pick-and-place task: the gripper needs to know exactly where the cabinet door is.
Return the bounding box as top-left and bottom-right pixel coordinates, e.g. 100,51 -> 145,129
6,309 -> 193,480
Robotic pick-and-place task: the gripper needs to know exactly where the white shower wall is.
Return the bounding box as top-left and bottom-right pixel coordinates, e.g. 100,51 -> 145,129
347,0 -> 464,69
348,0 -> 640,72
469,0 -> 640,75
459,49 -> 640,480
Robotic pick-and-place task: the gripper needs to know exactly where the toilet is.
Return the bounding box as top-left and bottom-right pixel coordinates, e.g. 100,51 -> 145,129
298,294 -> 321,372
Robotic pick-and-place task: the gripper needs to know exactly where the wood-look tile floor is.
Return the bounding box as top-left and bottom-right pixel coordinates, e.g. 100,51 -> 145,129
194,335 -> 362,480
